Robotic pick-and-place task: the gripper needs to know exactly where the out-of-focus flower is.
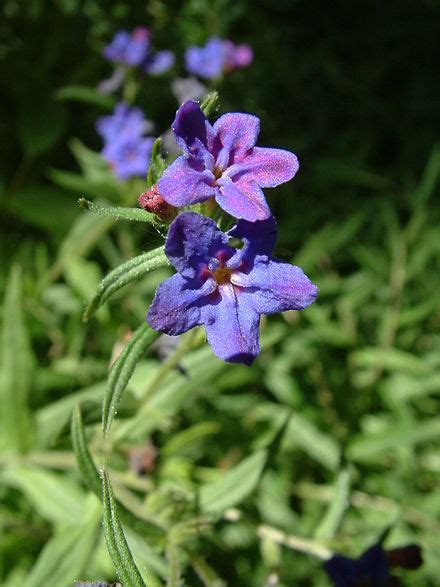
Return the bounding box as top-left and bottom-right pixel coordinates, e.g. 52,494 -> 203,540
158,100 -> 299,221
96,103 -> 154,181
324,542 -> 423,587
185,37 -> 253,79
103,136 -> 154,181
147,212 -> 317,365
171,77 -> 207,104
223,40 -> 253,71
103,27 -> 174,74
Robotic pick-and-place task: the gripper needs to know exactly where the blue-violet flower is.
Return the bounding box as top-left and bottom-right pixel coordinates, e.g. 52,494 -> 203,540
185,37 -> 253,79
147,212 -> 317,365
158,101 -> 299,221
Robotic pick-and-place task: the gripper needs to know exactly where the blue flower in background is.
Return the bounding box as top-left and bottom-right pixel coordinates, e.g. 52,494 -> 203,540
103,27 -> 174,74
147,212 -> 317,365
185,37 -> 253,79
96,103 -> 154,181
158,100 -> 299,221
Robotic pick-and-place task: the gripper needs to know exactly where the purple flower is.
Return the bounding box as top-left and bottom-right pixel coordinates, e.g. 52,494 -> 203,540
144,50 -> 175,74
96,103 -> 146,143
103,136 -> 154,181
147,212 -> 317,365
157,101 -> 299,221
103,28 -> 174,75
103,27 -> 151,67
324,543 -> 423,587
185,37 -> 226,79
96,103 -> 154,181
185,37 -> 253,79
224,41 -> 253,70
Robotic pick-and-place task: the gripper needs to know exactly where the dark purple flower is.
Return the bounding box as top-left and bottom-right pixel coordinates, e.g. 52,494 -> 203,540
157,101 -> 299,221
185,37 -> 225,79
324,543 -> 423,587
147,212 -> 317,365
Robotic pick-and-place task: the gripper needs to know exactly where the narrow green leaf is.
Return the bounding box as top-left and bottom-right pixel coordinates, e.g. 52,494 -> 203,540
24,495 -> 101,587
200,449 -> 267,514
0,265 -> 33,452
103,323 -> 160,434
314,469 -> 351,540
71,404 -> 101,495
55,84 -> 116,108
147,137 -> 166,188
79,198 -> 161,225
101,468 -> 146,587
200,91 -> 220,117
414,145 -> 440,205
187,552 -> 226,587
83,246 -> 169,320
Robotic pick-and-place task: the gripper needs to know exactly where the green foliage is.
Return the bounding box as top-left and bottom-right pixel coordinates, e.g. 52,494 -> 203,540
1,3 -> 440,586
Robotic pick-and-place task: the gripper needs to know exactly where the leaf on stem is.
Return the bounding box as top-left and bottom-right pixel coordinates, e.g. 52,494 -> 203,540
83,246 -> 169,320
71,404 -> 101,495
101,468 -> 146,587
102,322 -> 160,435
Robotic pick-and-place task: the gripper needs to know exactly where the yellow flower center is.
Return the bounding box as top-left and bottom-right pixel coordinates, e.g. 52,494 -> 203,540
213,265 -> 232,285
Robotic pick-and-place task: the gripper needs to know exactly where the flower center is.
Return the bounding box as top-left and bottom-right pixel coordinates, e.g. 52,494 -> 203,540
213,165 -> 223,180
213,265 -> 232,285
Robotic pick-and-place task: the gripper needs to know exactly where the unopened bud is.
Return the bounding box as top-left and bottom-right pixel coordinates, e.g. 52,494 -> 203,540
138,185 -> 176,222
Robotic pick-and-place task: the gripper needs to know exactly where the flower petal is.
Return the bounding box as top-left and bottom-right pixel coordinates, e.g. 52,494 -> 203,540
158,156 -> 217,207
226,146 -> 299,187
212,113 -> 260,168
165,212 -> 232,278
172,100 -> 214,155
145,50 -> 175,74
202,284 -> 260,365
231,259 -> 318,313
228,216 -> 277,256
147,273 -> 215,335
216,177 -> 271,221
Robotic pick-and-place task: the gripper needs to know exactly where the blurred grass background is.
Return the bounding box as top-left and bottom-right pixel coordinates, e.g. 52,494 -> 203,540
1,1 -> 440,585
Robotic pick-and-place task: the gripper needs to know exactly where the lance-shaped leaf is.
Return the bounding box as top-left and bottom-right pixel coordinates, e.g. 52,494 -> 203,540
101,468 -> 146,587
79,198 -> 162,226
0,265 -> 33,452
147,137 -> 166,188
199,449 -> 268,514
83,246 -> 169,320
103,322 -> 160,434
71,404 -> 101,495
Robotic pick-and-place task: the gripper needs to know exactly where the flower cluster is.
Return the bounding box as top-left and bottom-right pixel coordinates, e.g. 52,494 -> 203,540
146,100 -> 317,365
96,103 -> 154,181
185,37 -> 253,79
103,27 -> 174,75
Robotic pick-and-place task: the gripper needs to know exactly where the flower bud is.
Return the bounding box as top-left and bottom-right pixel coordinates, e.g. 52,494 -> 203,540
138,185 -> 176,221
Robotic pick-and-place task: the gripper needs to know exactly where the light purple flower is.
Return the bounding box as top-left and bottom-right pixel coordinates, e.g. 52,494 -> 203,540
103,28 -> 174,75
144,50 -> 175,74
96,103 -> 146,143
185,37 -> 225,79
224,41 -> 253,70
96,103 -> 154,181
185,37 -> 253,79
158,101 -> 299,221
103,136 -> 154,181
147,212 -> 317,365
103,27 -> 151,66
